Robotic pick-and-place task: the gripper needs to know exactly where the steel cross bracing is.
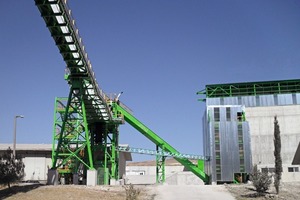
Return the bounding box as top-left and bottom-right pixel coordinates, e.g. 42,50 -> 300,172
36,0 -> 210,185
117,146 -> 209,160
35,0 -> 111,123
36,0 -> 121,185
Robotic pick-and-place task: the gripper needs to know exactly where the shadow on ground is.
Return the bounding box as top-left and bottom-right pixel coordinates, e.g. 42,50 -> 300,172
240,187 -> 268,198
0,183 -> 42,200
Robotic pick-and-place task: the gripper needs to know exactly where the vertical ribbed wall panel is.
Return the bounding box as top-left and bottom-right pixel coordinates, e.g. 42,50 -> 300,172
243,123 -> 252,172
206,98 -> 221,105
296,94 -> 300,104
224,97 -> 238,105
207,93 -> 300,107
278,94 -> 293,105
241,96 -> 256,107
205,106 -> 252,182
259,95 -> 275,106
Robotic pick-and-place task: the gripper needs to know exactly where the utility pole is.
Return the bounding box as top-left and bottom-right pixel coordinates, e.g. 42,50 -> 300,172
13,115 -> 24,158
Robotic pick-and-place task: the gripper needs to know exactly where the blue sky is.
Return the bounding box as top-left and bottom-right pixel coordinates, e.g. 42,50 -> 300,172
1,0 -> 300,161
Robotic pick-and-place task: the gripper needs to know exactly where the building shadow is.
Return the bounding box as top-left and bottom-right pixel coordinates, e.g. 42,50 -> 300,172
0,183 -> 43,200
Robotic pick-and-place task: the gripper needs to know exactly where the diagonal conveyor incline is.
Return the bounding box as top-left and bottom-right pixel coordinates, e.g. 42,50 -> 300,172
116,104 -> 209,183
35,0 -> 111,123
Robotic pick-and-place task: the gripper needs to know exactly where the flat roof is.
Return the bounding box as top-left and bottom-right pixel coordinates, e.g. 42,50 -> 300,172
0,144 -> 52,151
0,143 -> 132,161
198,79 -> 300,99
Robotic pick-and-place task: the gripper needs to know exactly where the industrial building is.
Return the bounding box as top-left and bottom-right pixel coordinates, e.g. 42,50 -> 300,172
200,79 -> 300,183
0,144 -> 132,184
0,144 -> 52,183
125,159 -> 203,185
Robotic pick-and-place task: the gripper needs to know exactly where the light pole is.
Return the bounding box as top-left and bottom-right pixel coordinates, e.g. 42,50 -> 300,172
13,115 -> 24,158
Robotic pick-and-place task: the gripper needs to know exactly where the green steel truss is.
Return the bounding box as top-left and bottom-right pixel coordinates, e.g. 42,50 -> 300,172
35,0 -> 111,123
36,0 -> 209,185
156,146 -> 166,183
35,0 -> 121,184
117,146 -> 208,160
53,95 -> 121,184
198,79 -> 300,100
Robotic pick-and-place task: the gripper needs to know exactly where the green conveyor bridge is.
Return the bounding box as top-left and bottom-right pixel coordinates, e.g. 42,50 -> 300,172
35,0 -> 208,184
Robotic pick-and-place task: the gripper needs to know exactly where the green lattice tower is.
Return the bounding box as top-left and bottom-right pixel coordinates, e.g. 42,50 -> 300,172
52,92 -> 121,184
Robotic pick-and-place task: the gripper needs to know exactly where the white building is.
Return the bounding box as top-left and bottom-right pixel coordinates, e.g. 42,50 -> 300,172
202,79 -> 300,183
0,144 -> 132,184
125,158 -> 204,185
0,144 -> 52,183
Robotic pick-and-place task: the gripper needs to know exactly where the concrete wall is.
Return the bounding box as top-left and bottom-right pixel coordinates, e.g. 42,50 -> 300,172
246,105 -> 300,182
125,166 -> 204,185
166,172 -> 204,185
126,165 -> 198,185
119,152 -> 127,179
23,157 -> 52,182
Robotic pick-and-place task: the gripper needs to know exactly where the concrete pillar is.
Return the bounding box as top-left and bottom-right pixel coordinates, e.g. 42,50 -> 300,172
87,169 -> 97,186
47,169 -> 58,185
73,173 -> 79,185
110,179 -> 118,185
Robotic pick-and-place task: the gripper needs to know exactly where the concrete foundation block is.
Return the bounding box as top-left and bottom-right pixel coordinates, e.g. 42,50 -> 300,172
73,173 -> 79,185
47,169 -> 58,185
87,169 -> 97,186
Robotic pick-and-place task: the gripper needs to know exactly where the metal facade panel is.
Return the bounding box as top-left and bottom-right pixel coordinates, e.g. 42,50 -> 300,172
206,105 -> 252,183
243,123 -> 252,172
241,96 -> 256,107
202,111 -> 212,176
220,122 -> 240,181
259,95 -> 275,106
209,122 -> 217,182
278,94 -> 293,105
296,94 -> 300,104
207,98 -> 221,105
207,93 -> 300,107
224,97 -> 239,105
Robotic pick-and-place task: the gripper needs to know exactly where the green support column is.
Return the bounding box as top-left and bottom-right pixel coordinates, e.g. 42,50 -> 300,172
52,83 -> 95,181
156,145 -> 166,183
81,99 -> 94,169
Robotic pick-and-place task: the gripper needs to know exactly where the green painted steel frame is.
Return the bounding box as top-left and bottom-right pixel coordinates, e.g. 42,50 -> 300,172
53,95 -> 120,184
36,0 -> 208,185
156,146 -> 166,183
114,103 -> 209,183
199,79 -> 300,99
52,86 -> 94,173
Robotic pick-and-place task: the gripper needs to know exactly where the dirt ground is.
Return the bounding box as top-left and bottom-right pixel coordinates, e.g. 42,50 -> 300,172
226,182 -> 300,200
0,184 -> 154,200
1,182 -> 300,200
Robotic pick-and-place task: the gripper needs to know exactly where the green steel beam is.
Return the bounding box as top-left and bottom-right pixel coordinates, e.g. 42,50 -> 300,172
114,103 -> 209,183
200,79 -> 300,99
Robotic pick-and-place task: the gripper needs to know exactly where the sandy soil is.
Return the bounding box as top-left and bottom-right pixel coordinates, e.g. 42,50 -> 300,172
1,182 -> 299,200
0,184 -> 154,200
